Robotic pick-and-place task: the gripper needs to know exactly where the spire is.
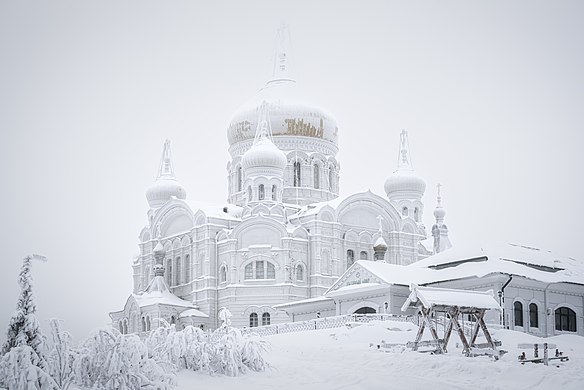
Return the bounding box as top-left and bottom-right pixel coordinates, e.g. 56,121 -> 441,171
432,183 -> 452,254
433,183 -> 446,225
253,101 -> 274,144
157,139 -> 176,179
270,24 -> 294,83
397,129 -> 414,171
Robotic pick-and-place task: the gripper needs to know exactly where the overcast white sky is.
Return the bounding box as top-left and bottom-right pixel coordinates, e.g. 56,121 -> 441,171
1,0 -> 583,342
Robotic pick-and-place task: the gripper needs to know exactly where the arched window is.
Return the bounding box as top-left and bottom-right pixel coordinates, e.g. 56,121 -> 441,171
244,263 -> 253,280
237,166 -> 242,192
142,317 -> 146,332
266,262 -> 275,279
122,320 -> 128,335
402,206 -> 408,217
514,301 -> 523,327
272,185 -> 277,200
555,307 -> 577,332
314,164 -> 320,189
185,254 -> 191,282
360,251 -> 368,260
262,312 -> 271,326
119,322 -> 124,334
146,316 -> 151,331
175,257 -> 181,285
293,161 -> 301,187
258,184 -> 265,200
248,186 -> 252,201
219,265 -> 227,283
329,168 -> 334,191
249,313 -> 258,327
167,260 -> 172,286
170,316 -> 176,325
296,265 -> 303,281
529,303 -> 538,328
347,250 -> 355,266
414,207 -> 419,222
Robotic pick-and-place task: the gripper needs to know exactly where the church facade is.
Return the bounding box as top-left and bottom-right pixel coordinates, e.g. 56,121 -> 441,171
110,27 -> 442,331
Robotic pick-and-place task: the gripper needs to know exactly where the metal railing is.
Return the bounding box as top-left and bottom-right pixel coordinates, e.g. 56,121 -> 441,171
241,313 -> 419,337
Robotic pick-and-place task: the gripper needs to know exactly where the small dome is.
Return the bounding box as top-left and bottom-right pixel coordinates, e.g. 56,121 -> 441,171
241,137 -> 287,171
433,205 -> 446,220
374,236 -> 388,249
153,241 -> 165,256
384,170 -> 426,197
146,178 -> 187,208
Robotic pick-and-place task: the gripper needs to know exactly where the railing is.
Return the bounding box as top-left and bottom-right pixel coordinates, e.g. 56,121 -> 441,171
241,313 -> 419,337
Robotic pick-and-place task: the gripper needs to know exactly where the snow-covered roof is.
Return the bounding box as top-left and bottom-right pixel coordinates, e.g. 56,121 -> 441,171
401,284 -> 501,311
188,200 -> 242,221
134,276 -> 194,308
178,308 -> 209,318
273,295 -> 333,310
410,242 -> 584,285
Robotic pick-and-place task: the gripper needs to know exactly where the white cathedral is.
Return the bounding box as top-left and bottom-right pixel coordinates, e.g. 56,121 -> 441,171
111,27 -> 584,337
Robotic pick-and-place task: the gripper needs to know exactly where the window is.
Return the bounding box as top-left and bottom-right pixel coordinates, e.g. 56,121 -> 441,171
514,301 -> 523,327
237,166 -> 242,192
175,257 -> 181,285
244,261 -> 276,280
262,312 -> 271,326
167,260 -> 172,286
347,250 -> 355,266
414,207 -> 419,222
555,307 -> 577,332
185,254 -> 191,282
272,185 -> 277,200
245,263 -> 253,279
219,266 -> 227,283
329,168 -> 334,191
529,303 -> 538,328
296,265 -> 303,281
293,161 -> 301,187
402,206 -> 408,217
259,184 -> 265,200
314,164 -> 319,189
146,316 -> 151,331
142,317 -> 146,332
248,186 -> 252,201
250,313 -> 258,327
360,251 -> 368,260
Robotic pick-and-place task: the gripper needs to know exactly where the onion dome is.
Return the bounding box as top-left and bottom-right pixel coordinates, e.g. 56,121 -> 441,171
433,183 -> 446,224
227,25 -> 338,147
241,101 -> 287,171
384,130 -> 426,198
153,241 -> 165,257
146,140 -> 187,208
374,235 -> 388,250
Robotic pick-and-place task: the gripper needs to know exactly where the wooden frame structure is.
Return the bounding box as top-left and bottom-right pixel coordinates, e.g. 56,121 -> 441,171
401,284 -> 502,358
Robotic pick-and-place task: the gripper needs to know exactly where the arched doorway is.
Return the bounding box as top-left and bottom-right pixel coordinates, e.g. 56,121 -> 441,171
354,307 -> 376,314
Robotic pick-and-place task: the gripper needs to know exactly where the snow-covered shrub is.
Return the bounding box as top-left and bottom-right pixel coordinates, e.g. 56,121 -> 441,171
2,255 -> 48,371
146,323 -> 270,377
0,345 -> 58,390
74,327 -> 175,390
47,319 -> 75,390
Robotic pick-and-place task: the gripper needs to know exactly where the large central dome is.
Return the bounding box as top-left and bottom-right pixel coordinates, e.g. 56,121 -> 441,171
227,79 -> 338,146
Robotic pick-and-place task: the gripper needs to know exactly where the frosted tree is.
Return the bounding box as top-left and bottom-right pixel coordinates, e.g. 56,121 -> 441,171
2,255 -> 48,371
0,345 -> 58,390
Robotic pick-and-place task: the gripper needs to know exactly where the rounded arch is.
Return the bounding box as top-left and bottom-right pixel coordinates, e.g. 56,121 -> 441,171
553,303 -> 579,333
140,229 -> 151,243
336,192 -> 400,233
513,298 -> 526,328
345,301 -> 380,315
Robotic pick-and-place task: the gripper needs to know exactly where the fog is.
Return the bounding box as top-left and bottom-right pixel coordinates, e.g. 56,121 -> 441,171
1,0 -> 583,342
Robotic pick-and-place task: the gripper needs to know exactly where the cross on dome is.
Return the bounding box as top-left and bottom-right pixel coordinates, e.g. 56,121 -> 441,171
271,23 -> 294,82
157,139 -> 176,179
398,129 -> 414,171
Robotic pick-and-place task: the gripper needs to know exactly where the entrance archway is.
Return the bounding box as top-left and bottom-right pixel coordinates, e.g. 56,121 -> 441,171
354,307 -> 376,314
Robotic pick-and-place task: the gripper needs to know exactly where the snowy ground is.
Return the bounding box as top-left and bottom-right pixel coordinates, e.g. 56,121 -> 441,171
178,321 -> 584,390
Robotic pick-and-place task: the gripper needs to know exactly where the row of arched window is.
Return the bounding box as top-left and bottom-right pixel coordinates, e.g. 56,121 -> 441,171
165,254 -> 191,287
219,263 -> 305,284
249,312 -> 270,327
401,206 -> 420,222
247,184 -> 279,202
514,302 -> 577,332
346,249 -> 368,266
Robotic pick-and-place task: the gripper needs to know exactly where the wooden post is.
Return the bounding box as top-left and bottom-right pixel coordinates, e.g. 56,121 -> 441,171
450,308 -> 470,356
412,308 -> 426,351
468,310 -> 483,347
443,313 -> 454,353
543,343 -> 549,366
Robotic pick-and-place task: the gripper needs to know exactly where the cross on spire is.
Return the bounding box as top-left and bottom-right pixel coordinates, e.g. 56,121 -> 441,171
271,24 -> 294,82
157,139 -> 176,179
436,183 -> 442,206
397,129 -> 414,171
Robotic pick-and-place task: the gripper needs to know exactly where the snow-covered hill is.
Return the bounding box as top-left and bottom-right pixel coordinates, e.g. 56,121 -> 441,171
178,321 -> 584,389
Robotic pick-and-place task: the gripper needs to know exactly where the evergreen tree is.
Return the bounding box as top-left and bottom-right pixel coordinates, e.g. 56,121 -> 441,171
2,255 -> 48,370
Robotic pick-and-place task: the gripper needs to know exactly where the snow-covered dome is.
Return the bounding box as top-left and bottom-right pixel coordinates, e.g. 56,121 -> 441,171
146,178 -> 186,208
384,170 -> 426,197
146,140 -> 187,209
228,79 -> 338,146
433,205 -> 446,220
241,136 -> 287,171
374,235 -> 388,249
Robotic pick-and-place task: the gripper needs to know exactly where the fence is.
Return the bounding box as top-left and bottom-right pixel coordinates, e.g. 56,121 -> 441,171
241,313 -> 419,337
